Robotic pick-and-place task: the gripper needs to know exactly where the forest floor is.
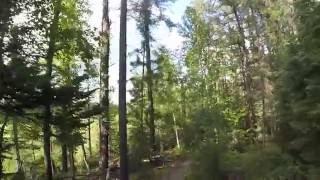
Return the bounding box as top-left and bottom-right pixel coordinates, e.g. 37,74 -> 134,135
156,159 -> 192,180
130,159 -> 192,180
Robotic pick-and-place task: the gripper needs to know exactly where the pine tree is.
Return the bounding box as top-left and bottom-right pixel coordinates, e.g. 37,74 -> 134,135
42,1 -> 62,178
132,0 -> 175,153
0,1 -> 45,176
277,0 -> 320,167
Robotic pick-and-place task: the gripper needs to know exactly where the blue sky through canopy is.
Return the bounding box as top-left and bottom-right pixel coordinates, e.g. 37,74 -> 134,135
88,0 -> 192,103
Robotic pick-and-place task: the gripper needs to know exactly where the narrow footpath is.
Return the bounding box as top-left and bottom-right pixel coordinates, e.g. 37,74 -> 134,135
156,160 -> 192,180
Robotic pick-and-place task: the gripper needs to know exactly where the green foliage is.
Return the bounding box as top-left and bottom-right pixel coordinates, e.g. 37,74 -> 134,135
128,47 -> 181,156
128,128 -> 150,172
277,0 -> 320,167
3,0 -> 320,179
189,142 -> 306,180
0,0 -> 98,178
228,144 -> 302,180
182,108 -> 229,150
188,139 -> 228,180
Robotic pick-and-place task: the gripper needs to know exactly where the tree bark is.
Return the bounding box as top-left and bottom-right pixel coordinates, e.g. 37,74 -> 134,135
119,0 -> 129,179
43,0 -> 62,178
88,118 -> 92,157
12,119 -> 22,171
0,0 -> 11,75
69,147 -> 75,180
0,31 -> 5,89
81,142 -> 90,172
43,111 -> 52,180
61,144 -> 68,172
140,48 -> 146,130
0,114 -> 9,179
232,5 -> 256,129
87,86 -> 92,157
172,113 -> 180,149
179,78 -> 187,121
100,0 -> 111,179
32,141 -> 36,161
143,0 -> 156,152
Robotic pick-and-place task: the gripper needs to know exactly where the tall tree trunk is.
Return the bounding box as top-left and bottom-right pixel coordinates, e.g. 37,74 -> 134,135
43,110 -> 52,180
172,113 -> 180,149
51,159 -> 56,177
88,118 -> 92,156
0,114 -> 9,179
0,3 -> 13,177
61,144 -> 68,172
69,147 -> 75,180
100,0 -> 111,179
81,142 -> 90,172
158,128 -> 163,154
179,78 -> 187,121
87,117 -> 93,156
232,5 -> 256,129
0,31 -> 5,89
32,141 -> 36,161
140,49 -> 145,130
0,31 -> 4,67
12,119 -> 22,171
50,137 -> 56,176
43,1 -> 61,179
0,0 -> 10,82
143,0 -> 156,152
252,5 -> 274,141
87,86 -> 92,157
119,0 -> 129,179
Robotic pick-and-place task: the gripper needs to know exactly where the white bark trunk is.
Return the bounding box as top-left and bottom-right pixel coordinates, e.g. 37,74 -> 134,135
173,113 -> 180,149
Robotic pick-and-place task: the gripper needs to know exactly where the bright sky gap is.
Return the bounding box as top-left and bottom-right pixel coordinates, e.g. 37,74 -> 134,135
88,0 -> 192,103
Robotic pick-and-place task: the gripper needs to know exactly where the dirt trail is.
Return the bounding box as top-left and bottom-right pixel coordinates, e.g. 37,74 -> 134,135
158,160 -> 192,180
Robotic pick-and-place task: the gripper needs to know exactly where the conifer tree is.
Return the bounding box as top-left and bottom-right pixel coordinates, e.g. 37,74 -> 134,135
132,0 -> 175,153
277,0 -> 320,167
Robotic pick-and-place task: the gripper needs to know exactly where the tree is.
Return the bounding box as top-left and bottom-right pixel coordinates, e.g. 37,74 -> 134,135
13,0 -> 96,178
42,1 -> 62,178
132,0 -> 175,153
277,0 -> 320,168
0,1 -> 47,177
119,0 -> 129,179
128,47 -> 181,167
0,1 -> 28,176
50,0 -> 97,175
0,0 -> 96,178
142,0 -> 157,153
3,0 -> 320,179
100,0 -> 111,179
128,47 -> 149,170
152,48 -> 181,151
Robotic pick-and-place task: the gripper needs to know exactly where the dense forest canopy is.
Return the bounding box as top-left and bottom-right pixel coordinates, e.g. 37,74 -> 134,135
1,0 -> 320,179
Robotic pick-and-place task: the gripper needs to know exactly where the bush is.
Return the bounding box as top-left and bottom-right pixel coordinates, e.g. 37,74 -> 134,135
188,142 -> 310,180
129,128 -> 150,173
229,144 -> 303,180
188,139 -> 229,180
182,108 -> 228,150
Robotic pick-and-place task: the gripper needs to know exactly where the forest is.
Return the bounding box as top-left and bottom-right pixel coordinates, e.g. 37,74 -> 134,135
1,0 -> 320,179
